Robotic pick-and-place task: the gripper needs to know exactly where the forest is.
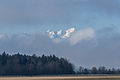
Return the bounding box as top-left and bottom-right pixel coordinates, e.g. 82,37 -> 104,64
0,52 -> 74,75
0,52 -> 120,76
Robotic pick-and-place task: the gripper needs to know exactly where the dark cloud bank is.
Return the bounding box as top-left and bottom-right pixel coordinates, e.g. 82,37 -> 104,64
0,0 -> 119,26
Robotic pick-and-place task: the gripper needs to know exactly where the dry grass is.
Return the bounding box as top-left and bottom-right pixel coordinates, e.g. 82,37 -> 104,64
0,75 -> 120,80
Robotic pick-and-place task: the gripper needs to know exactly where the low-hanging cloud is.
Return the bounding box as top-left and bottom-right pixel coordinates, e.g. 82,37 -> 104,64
0,27 -> 120,68
69,28 -> 95,45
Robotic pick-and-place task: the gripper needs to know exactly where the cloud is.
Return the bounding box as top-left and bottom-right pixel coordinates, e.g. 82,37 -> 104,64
0,27 -> 120,68
0,33 -> 53,54
46,27 -> 94,45
86,0 -> 120,15
69,28 -> 95,45
0,0 -> 120,68
0,0 -> 119,29
0,34 -> 5,39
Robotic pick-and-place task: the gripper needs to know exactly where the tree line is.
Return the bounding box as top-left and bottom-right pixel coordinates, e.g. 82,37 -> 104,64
0,52 -> 74,75
0,52 -> 120,76
77,66 -> 120,74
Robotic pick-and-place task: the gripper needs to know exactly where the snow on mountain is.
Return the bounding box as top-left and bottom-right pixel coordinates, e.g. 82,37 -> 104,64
46,30 -> 55,38
57,30 -> 62,36
46,28 -> 75,39
62,28 -> 75,38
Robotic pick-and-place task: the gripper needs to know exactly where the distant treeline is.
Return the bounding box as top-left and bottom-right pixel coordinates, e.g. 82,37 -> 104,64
0,52 -> 120,76
77,66 -> 120,74
0,52 -> 74,75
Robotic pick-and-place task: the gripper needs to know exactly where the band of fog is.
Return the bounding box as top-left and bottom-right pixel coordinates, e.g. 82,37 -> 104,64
69,28 -> 95,45
0,27 -> 120,68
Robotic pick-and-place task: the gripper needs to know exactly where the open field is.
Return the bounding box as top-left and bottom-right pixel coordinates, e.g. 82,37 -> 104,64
0,76 -> 120,80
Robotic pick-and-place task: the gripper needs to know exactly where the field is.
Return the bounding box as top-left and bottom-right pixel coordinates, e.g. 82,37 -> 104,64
0,75 -> 120,80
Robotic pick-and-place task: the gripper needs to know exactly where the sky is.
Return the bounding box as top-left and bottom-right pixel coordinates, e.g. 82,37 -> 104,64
0,0 -> 120,68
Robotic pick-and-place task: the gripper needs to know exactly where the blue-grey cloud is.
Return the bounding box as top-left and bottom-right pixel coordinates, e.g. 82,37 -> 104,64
0,0 -> 119,68
0,27 -> 120,68
0,0 -> 119,27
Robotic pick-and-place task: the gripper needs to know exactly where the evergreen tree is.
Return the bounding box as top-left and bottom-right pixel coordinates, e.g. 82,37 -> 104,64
0,52 -> 74,75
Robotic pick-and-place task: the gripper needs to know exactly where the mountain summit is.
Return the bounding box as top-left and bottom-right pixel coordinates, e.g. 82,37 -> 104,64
47,28 -> 75,39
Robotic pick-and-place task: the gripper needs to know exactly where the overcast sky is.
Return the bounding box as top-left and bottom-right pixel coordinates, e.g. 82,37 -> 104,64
0,0 -> 120,68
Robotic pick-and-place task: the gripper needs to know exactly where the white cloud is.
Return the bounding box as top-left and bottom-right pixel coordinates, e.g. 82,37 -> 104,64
69,27 -> 95,45
0,27 -> 120,68
0,34 -> 12,40
0,34 -> 5,39
62,28 -> 75,38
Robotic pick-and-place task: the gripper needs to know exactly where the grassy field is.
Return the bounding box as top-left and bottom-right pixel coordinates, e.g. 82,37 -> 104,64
0,75 -> 120,80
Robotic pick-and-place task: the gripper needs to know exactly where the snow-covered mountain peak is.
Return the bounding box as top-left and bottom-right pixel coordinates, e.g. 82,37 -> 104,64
46,28 -> 75,39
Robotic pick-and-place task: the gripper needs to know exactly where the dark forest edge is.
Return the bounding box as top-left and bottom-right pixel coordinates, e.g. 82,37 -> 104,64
0,52 -> 120,76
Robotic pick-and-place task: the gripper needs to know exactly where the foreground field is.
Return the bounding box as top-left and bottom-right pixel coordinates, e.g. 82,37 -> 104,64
0,76 -> 120,80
